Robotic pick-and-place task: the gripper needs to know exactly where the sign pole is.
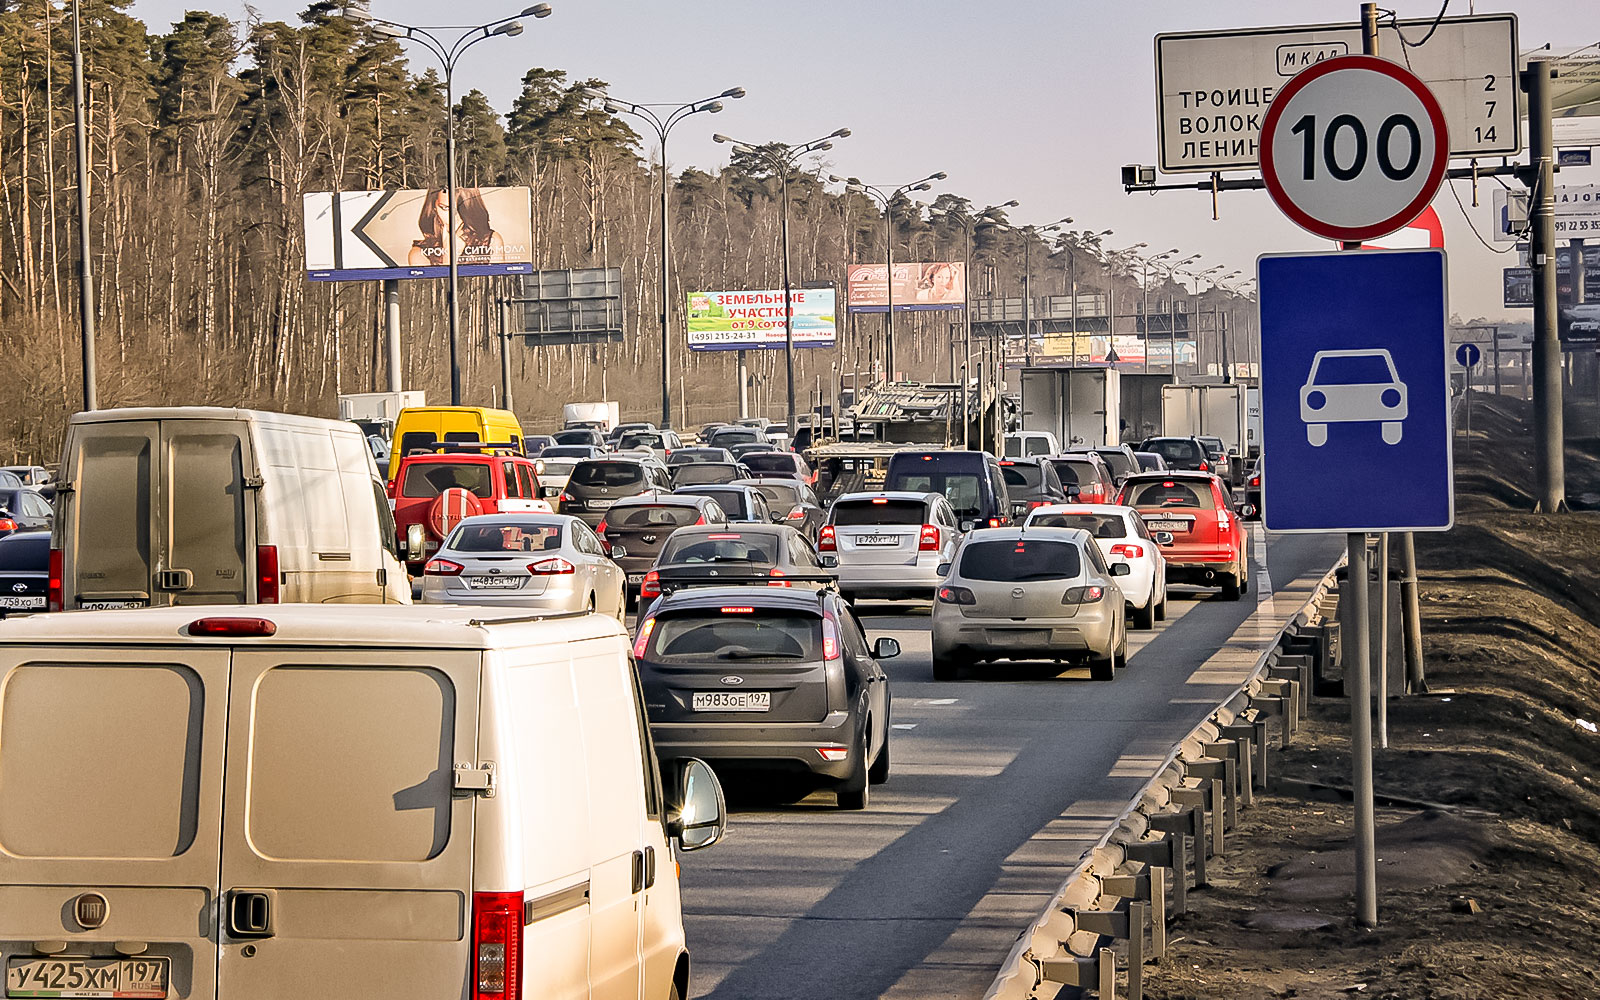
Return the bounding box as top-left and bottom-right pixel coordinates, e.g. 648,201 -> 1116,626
1524,59 -> 1565,512
737,351 -> 750,419
384,279 -> 403,393
498,296 -> 513,414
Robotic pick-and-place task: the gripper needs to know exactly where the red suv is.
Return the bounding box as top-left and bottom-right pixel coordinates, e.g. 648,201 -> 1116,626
390,451 -> 552,572
1116,471 -> 1253,600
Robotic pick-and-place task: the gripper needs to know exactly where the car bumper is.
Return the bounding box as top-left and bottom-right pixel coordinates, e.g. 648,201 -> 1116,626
421,575 -> 581,609
649,710 -> 857,779
835,557 -> 945,598
932,604 -> 1117,660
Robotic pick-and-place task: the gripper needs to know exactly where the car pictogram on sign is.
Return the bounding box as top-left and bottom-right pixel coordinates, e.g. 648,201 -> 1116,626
1300,348 -> 1408,446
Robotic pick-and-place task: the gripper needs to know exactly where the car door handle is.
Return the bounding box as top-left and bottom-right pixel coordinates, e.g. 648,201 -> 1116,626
631,848 -> 657,893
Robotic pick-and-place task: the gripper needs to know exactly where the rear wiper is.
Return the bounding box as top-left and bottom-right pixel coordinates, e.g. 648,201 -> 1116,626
718,649 -> 804,660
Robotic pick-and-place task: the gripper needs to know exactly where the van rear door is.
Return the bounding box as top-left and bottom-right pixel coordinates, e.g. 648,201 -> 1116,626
163,421 -> 252,604
0,647 -> 230,1000
216,649 -> 479,998
64,420 -> 159,609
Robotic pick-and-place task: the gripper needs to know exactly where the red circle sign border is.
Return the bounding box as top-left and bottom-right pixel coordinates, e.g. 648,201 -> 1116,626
1259,54 -> 1450,243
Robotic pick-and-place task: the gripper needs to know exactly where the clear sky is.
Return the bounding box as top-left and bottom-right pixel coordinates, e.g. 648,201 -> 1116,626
125,0 -> 1596,322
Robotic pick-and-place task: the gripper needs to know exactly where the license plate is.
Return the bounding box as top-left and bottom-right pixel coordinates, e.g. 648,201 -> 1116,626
691,690 -> 771,712
589,498 -> 616,510
465,575 -> 522,590
6,956 -> 169,999
990,629 -> 1050,646
626,573 -> 645,585
80,600 -> 147,610
853,533 -> 899,546
1145,519 -> 1191,532
0,596 -> 43,610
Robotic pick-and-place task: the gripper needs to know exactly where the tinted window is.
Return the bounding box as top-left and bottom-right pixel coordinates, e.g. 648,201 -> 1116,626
1135,453 -> 1164,471
747,483 -> 802,509
1095,450 -> 1136,480
0,490 -> 18,514
1145,440 -> 1201,465
710,429 -> 762,446
540,459 -> 577,478
742,453 -> 798,475
1033,513 -> 1126,538
682,489 -> 748,518
619,433 -> 664,450
1125,479 -> 1217,510
542,446 -> 595,459
999,464 -> 1043,489
570,461 -> 645,488
885,469 -> 984,518
672,464 -> 739,486
447,521 -> 562,552
647,611 -> 819,662
400,462 -> 494,499
398,431 -> 437,458
660,532 -> 779,565
668,449 -> 728,465
610,504 -> 703,529
959,538 -> 1082,581
831,498 -> 926,526
553,429 -> 601,446
0,532 -> 49,571
1047,459 -> 1098,486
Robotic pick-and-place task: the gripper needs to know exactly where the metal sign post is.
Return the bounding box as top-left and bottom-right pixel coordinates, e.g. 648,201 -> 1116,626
1457,342 -> 1482,455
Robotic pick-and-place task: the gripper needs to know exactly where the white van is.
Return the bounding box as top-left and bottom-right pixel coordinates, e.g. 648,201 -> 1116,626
0,604 -> 726,1000
54,407 -> 414,610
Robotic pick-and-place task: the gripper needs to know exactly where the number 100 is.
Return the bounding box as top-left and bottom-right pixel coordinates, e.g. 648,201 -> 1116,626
1289,113 -> 1422,182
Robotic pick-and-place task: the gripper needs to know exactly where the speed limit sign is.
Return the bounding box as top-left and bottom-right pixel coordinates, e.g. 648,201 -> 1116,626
1260,55 -> 1449,243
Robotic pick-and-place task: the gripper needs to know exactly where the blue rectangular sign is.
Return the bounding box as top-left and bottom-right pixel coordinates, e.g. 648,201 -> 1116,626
1257,249 -> 1453,533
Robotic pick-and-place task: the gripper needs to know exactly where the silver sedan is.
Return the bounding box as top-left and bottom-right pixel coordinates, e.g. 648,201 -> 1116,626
420,513 -> 625,620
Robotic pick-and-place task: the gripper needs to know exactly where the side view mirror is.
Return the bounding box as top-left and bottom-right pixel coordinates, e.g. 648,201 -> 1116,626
1109,562 -> 1132,576
541,485 -> 562,499
1066,484 -> 1081,498
1154,530 -> 1175,547
667,757 -> 726,852
1238,503 -> 1258,519
958,520 -> 974,533
405,523 -> 427,563
873,637 -> 901,659
819,553 -> 839,569
936,562 -> 952,577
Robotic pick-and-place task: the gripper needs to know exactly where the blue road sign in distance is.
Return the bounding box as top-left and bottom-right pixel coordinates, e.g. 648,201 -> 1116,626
1456,343 -> 1481,368
1258,249 -> 1452,533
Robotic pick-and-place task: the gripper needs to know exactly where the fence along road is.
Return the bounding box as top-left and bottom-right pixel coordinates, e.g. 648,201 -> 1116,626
678,528 -> 1344,1000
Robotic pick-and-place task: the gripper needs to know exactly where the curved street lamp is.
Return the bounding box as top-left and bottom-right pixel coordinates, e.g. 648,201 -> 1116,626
343,5 -> 553,407
584,86 -> 746,428
713,128 -> 851,435
838,171 -> 947,379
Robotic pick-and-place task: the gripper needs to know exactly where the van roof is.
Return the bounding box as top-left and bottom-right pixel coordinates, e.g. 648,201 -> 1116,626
69,406 -> 360,432
0,604 -> 625,650
398,406 -> 517,419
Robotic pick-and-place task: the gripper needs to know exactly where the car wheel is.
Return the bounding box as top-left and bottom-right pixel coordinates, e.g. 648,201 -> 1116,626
1220,572 -> 1243,601
1155,592 -> 1167,621
1306,423 -> 1328,447
587,593 -> 596,613
1088,647 -> 1116,681
1133,600 -> 1156,630
868,728 -> 890,785
836,723 -> 871,810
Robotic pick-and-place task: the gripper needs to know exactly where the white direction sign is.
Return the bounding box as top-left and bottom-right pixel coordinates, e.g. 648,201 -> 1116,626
1261,56 -> 1448,244
1154,14 -> 1518,173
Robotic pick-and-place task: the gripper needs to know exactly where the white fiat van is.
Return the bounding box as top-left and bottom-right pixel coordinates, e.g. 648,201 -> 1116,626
54,407 -> 416,610
0,604 -> 725,1000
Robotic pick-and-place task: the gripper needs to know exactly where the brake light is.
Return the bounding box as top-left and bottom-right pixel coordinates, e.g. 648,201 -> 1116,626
0,518 -> 15,533
822,615 -> 841,660
720,606 -> 755,613
768,567 -> 791,587
1250,475 -> 1261,487
633,616 -> 656,657
785,507 -> 807,520
188,617 -> 278,637
640,570 -> 661,599
817,747 -> 849,761
918,524 -> 939,551
386,480 -> 397,499
870,497 -> 888,504
527,557 -> 576,575
707,533 -> 742,540
1029,500 -> 1046,509
425,558 -> 465,576
1199,461 -> 1209,472
987,518 -> 1002,528
47,548 -> 62,612
1109,543 -> 1144,559
256,545 -> 280,603
936,585 -> 976,605
1063,585 -> 1105,603
472,890 -> 523,1000
596,521 -> 607,536
818,525 -> 837,551
559,492 -> 573,504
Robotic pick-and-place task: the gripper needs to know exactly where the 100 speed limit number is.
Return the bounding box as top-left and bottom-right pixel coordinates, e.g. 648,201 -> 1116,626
1260,55 -> 1449,243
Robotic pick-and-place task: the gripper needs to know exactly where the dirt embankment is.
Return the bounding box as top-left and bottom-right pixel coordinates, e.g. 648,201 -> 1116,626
1146,393 -> 1600,1000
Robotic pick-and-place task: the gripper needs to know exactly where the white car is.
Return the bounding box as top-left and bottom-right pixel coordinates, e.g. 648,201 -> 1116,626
1024,503 -> 1169,629
1300,348 -> 1408,446
1004,430 -> 1061,457
421,512 -> 625,620
820,491 -> 961,601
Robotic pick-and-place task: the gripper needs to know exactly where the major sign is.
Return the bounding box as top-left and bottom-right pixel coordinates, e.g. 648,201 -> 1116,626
1257,249 -> 1452,533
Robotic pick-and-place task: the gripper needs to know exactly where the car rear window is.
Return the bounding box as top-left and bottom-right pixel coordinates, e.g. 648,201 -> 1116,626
0,531 -> 49,571
660,531 -> 778,565
571,461 -> 644,488
1125,479 -> 1217,510
682,489 -> 748,517
669,450 -> 725,465
672,464 -> 738,485
885,469 -> 985,518
1096,451 -> 1136,480
1145,440 -> 1201,464
960,538 -> 1082,581
619,434 -> 663,450
646,610 -> 819,662
747,483 -> 802,509
447,521 -> 561,552
1046,459 -> 1098,486
742,453 -> 798,475
401,462 -> 494,499
1032,513 -> 1126,538
999,464 -> 1043,489
831,498 -> 927,526
610,504 -> 703,529
553,429 -> 600,445
540,458 -> 577,477
1135,453 -> 1164,471
711,429 -> 762,446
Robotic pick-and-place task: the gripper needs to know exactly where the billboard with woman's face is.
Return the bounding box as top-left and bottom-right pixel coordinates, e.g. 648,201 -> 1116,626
304,187 -> 533,281
846,262 -> 967,311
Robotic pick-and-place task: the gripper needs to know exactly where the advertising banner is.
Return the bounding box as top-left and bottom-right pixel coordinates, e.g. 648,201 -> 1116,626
846,262 -> 967,311
1490,184 -> 1600,243
685,289 -> 837,351
1503,248 -> 1600,343
304,187 -> 533,281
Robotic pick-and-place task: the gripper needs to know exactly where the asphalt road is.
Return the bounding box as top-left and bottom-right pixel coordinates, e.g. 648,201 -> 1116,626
678,527 -> 1345,1000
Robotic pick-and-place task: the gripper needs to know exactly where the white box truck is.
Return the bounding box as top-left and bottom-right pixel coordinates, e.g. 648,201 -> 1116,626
1020,367 -> 1123,448
563,402 -> 621,432
338,391 -> 427,424
1160,384 -> 1244,456
1118,373 -> 1168,444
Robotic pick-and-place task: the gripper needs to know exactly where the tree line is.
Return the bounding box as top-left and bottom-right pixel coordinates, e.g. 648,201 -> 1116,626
0,0 -> 1249,463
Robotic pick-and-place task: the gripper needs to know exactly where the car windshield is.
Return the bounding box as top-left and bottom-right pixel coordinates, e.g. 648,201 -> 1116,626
1032,513 -> 1126,538
660,532 -> 779,565
1145,440 -> 1200,464
886,470 -> 984,518
446,521 -> 562,552
1125,480 -> 1217,510
570,461 -> 644,488
682,489 -> 748,518
609,504 -> 702,529
1313,352 -> 1394,385
646,610 -> 819,662
711,429 -> 762,446
960,538 -> 1082,581
1096,451 -> 1136,480
400,463 -> 494,499
999,464 -> 1043,489
673,464 -> 739,486
832,498 -> 926,526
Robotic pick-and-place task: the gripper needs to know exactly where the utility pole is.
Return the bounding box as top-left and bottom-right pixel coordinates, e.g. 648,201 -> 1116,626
1524,58 -> 1565,513
71,0 -> 97,411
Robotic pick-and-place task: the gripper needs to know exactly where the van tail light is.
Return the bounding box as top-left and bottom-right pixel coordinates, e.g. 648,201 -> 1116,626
425,558 -> 465,576
527,557 -> 576,575
822,615 -> 841,660
1109,543 -> 1144,559
47,548 -> 62,612
918,524 -> 939,551
1250,474 -> 1261,487
1063,585 -> 1105,604
818,525 -> 837,551
640,570 -> 661,599
987,517 -> 1003,528
188,617 -> 278,637
767,567 -> 791,587
472,890 -> 523,1000
256,545 -> 280,604
385,480 -> 397,499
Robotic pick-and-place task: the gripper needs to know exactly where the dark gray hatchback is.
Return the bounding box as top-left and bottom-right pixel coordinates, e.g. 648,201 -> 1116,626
600,494 -> 729,602
561,457 -> 672,527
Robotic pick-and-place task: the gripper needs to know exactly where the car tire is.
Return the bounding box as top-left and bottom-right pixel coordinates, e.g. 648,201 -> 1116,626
836,723 -> 871,810
1155,592 -> 1167,621
868,728 -> 890,785
932,650 -> 962,682
1088,647 -> 1116,681
1116,624 -> 1128,663
1133,600 -> 1156,630
1220,572 -> 1243,601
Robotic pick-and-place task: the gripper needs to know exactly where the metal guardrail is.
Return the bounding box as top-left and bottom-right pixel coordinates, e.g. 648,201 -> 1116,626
983,560 -> 1343,1000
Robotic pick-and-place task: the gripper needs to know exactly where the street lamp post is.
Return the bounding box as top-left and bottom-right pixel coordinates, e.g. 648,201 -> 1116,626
70,0 -> 96,410
1138,249 -> 1179,373
343,5 -> 552,407
1158,253 -> 1201,376
714,129 -> 851,436
838,172 -> 947,379
1102,243 -> 1147,363
585,86 -> 745,429
1059,228 -> 1113,345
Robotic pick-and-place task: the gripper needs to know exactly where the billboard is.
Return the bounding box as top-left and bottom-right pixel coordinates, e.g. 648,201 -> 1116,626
846,262 -> 967,311
1035,335 -> 1198,366
1502,248 -> 1600,344
1490,184 -> 1600,243
685,289 -> 837,351
304,187 -> 533,281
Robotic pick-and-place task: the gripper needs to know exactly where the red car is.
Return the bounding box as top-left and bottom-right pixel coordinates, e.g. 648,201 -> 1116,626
389,451 -> 552,572
1116,471 -> 1253,600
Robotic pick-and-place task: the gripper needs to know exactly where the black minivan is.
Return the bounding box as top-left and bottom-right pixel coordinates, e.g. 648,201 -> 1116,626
882,450 -> 1012,530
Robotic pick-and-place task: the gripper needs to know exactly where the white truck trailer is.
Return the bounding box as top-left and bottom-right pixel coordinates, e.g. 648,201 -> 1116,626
1019,367 -> 1123,449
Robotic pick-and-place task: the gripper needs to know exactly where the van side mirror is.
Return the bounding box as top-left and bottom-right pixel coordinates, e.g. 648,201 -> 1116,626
405,523 -> 427,563
1238,503 -> 1258,519
1154,530 -> 1175,547
957,521 -> 974,533
668,758 -> 726,852
873,637 -> 901,659
1110,562 -> 1132,576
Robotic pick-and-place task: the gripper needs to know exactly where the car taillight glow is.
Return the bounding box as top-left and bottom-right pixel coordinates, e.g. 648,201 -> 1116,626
256,545 -> 280,603
595,521 -> 607,536
527,557 -> 576,575
818,525 -> 837,551
559,492 -> 573,504
1250,475 -> 1261,487
987,518 -> 1002,528
720,606 -> 755,613
1062,585 -> 1105,603
425,558 -> 465,576
1198,461 -> 1209,471
785,507 -> 807,520
918,524 -> 939,551
472,890 -> 523,1000
870,497 -> 888,504
693,515 -> 707,526
768,567 -> 791,587
1109,543 -> 1144,559
936,585 -> 976,605
633,616 -> 656,657
0,519 -> 17,533
817,747 -> 849,761
640,570 -> 661,599
822,615 -> 841,660
47,548 -> 62,612
188,617 -> 278,637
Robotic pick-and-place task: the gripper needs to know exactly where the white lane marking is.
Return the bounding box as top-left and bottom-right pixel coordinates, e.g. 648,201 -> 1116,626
923,698 -> 958,706
892,723 -> 919,730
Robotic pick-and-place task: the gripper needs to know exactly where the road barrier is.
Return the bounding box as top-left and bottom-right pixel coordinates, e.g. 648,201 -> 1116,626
983,562 -> 1343,1000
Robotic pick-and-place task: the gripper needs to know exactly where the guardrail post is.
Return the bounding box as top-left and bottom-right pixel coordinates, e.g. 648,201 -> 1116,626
1167,787 -> 1215,876
1214,726 -> 1260,802
1148,866 -> 1166,957
1125,834 -> 1185,915
1099,946 -> 1117,999
1181,762 -> 1231,853
1126,900 -> 1147,1000
1039,950 -> 1115,998
1205,739 -> 1249,809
